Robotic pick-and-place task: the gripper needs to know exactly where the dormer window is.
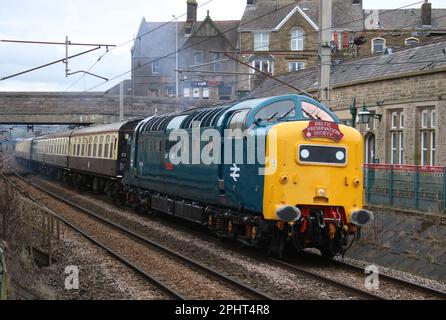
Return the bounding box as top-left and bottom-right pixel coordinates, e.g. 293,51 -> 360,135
254,32 -> 269,51
372,37 -> 386,53
291,28 -> 304,51
405,37 -> 420,46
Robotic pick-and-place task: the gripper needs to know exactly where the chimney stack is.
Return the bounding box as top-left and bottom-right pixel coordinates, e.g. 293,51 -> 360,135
421,0 -> 432,26
187,0 -> 198,23
185,0 -> 197,35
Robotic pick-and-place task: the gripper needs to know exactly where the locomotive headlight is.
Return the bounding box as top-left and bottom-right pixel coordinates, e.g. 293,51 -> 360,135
335,151 -> 345,161
300,149 -> 310,159
350,210 -> 374,226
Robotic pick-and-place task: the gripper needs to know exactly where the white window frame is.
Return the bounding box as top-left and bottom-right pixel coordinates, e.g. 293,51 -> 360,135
405,37 -> 420,46
254,32 -> 270,51
431,110 -> 436,128
421,131 -> 428,166
288,61 -> 305,72
372,37 -> 386,54
391,132 -> 397,164
398,131 -> 404,165
391,112 -> 398,129
290,28 -> 304,51
202,87 -> 209,99
399,112 -> 404,129
430,131 -> 435,166
251,60 -> 273,74
421,109 -> 428,128
152,61 -> 160,74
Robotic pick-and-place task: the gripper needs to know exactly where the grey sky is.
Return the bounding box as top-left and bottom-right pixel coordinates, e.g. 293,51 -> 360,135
1,0 -> 445,92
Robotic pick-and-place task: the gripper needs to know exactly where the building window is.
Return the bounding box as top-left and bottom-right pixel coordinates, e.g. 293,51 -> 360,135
332,31 -> 349,49
152,61 -> 160,74
251,60 -> 273,74
193,88 -> 200,99
388,110 -> 403,164
405,37 -> 420,46
419,108 -> 436,166
203,87 -> 209,99
213,53 -> 222,72
183,87 -> 191,98
194,52 -> 204,65
165,86 -> 176,97
289,62 -> 305,72
254,32 -> 269,51
290,28 -> 304,51
372,38 -> 386,53
148,89 -> 159,97
219,86 -> 232,100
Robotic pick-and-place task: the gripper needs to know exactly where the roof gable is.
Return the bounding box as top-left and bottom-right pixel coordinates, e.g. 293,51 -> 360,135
275,5 -> 319,31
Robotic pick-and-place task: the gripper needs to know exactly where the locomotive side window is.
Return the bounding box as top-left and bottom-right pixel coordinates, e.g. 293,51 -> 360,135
301,101 -> 335,121
229,109 -> 249,131
254,100 -> 295,123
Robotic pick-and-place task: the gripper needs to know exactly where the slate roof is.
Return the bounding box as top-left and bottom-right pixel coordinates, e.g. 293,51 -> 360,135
364,8 -> 446,30
248,39 -> 446,98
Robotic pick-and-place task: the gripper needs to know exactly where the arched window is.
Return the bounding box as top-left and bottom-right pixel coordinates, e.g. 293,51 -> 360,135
291,28 -> 304,51
371,37 -> 386,53
405,37 -> 419,46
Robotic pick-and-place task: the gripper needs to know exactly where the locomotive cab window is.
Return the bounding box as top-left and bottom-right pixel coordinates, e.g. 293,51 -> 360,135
301,101 -> 335,122
254,100 -> 295,123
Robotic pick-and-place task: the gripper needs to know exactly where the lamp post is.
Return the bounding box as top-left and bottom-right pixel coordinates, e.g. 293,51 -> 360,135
350,98 -> 382,128
173,15 -> 179,98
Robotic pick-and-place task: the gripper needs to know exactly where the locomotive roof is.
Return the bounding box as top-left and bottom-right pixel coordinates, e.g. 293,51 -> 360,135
70,121 -> 130,137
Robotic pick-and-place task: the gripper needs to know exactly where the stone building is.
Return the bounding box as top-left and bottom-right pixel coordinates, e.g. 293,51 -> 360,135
247,39 -> 446,166
131,0 -> 239,101
347,1 -> 446,57
237,0 -> 363,94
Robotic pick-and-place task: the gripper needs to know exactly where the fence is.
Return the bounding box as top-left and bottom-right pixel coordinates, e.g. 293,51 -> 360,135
364,164 -> 446,213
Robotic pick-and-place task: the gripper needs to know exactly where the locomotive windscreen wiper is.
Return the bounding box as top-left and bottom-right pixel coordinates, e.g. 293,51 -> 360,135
277,107 -> 295,121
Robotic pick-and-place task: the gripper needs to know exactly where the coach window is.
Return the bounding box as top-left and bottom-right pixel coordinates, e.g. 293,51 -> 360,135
82,138 -> 86,156
104,136 -> 110,159
93,137 -> 98,157
110,137 -> 115,159
77,139 -> 80,156
254,100 -> 295,123
301,101 -> 335,121
99,136 -> 104,158
88,137 -> 93,157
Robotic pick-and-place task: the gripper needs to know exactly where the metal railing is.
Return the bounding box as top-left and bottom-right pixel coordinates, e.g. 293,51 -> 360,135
364,164 -> 446,213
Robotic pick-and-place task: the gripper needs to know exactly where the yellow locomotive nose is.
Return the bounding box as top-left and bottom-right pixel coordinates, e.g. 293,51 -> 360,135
263,121 -> 369,226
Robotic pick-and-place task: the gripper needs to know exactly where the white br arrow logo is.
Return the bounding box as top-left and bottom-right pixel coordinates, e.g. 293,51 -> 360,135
230,163 -> 240,182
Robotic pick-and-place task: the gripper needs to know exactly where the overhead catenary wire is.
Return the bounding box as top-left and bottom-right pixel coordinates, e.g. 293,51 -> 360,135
63,0 -> 217,92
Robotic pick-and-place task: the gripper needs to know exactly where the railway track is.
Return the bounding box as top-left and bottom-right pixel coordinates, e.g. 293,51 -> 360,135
4,158 -> 446,300
269,258 -> 387,300
313,254 -> 446,300
2,164 -> 274,300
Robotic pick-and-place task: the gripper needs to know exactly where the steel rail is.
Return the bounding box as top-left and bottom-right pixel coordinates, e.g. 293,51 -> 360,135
269,258 -> 386,300
0,170 -> 185,300
328,258 -> 446,300
6,165 -> 274,300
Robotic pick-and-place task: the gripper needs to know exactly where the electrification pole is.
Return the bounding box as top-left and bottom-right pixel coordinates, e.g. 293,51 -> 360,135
318,0 -> 332,107
173,15 -> 179,98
